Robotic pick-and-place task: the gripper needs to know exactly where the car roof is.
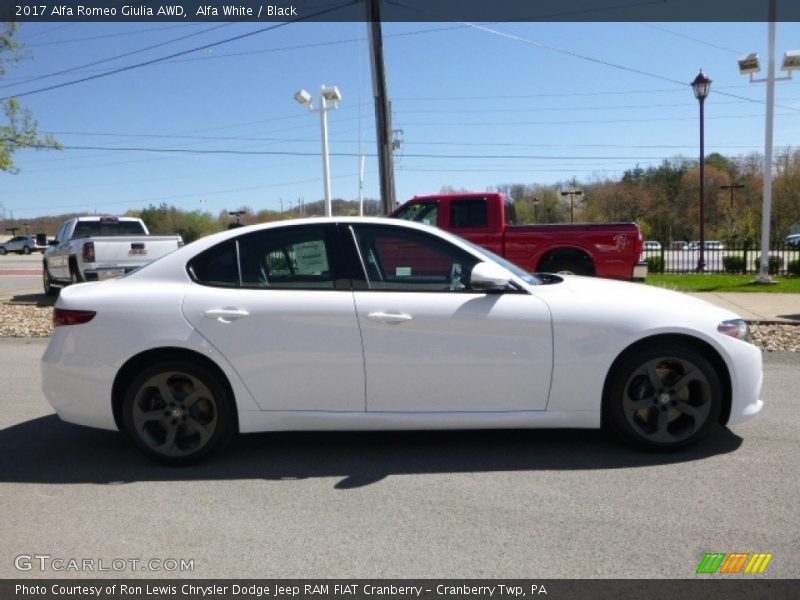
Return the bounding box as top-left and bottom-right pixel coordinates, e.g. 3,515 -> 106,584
137,217 -> 500,281
189,216 -> 477,250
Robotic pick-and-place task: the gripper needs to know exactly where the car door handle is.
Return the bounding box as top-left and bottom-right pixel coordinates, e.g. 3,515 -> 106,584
203,308 -> 250,323
366,311 -> 413,324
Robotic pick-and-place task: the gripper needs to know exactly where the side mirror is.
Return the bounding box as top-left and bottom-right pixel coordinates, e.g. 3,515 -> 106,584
470,262 -> 511,291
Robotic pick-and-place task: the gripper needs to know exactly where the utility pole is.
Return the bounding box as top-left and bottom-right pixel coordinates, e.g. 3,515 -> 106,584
560,186 -> 583,223
367,0 -> 397,214
721,183 -> 745,237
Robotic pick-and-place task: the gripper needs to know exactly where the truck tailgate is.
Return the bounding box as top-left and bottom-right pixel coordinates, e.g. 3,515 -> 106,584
90,236 -> 181,268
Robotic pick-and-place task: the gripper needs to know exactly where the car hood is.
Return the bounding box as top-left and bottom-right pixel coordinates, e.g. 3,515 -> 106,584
528,274 -> 742,331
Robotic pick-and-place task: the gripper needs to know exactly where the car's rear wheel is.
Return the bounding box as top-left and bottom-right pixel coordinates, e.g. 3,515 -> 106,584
122,361 -> 235,464
604,343 -> 721,450
23,246 -> 32,255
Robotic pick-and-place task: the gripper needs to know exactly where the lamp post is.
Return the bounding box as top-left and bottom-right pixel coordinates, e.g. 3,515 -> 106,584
691,69 -> 712,272
533,197 -> 539,222
560,186 -> 583,223
294,85 -> 342,217
738,0 -> 799,282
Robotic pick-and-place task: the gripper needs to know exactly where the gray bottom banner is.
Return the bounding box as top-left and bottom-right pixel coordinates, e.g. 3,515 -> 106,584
3,580 -> 799,600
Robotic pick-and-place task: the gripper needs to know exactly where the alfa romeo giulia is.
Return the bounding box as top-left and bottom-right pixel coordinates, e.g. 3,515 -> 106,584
41,218 -> 763,463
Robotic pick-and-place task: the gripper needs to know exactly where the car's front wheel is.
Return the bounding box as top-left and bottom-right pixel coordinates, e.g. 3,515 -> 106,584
22,246 -> 32,255
604,343 -> 721,450
122,361 -> 235,464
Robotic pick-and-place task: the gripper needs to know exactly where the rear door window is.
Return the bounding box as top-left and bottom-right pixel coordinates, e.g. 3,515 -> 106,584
450,198 -> 488,228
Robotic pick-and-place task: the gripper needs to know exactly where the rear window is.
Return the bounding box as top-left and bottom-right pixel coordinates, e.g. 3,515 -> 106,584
187,241 -> 238,287
71,220 -> 147,238
450,198 -> 488,228
393,202 -> 438,226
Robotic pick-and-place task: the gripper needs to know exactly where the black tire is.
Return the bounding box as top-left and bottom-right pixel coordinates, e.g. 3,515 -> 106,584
121,360 -> 236,465
68,260 -> 83,285
0,247 -> 6,256
539,256 -> 595,276
22,245 -> 31,255
604,343 -> 721,450
43,266 -> 58,297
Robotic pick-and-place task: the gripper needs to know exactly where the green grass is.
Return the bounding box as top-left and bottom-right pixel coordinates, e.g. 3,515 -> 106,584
645,274 -> 800,293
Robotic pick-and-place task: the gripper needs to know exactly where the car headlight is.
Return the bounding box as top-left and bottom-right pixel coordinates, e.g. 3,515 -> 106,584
718,318 -> 751,342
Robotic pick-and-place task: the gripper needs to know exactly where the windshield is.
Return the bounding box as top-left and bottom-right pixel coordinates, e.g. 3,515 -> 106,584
460,239 -> 541,286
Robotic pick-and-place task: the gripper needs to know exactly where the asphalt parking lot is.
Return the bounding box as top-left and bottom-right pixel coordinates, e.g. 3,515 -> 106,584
0,337 -> 797,579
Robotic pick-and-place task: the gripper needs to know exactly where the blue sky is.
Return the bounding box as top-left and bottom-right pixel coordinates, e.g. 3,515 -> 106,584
2,18 -> 800,220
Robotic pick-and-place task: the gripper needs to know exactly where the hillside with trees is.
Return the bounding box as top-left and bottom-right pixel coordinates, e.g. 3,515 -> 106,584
4,150 -> 798,246
493,147 -> 800,244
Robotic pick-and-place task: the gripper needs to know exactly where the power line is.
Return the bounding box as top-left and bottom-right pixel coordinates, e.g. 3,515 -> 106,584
7,140 -> 723,161
0,0 -> 358,101
24,23 -> 201,48
390,1 -> 800,113
394,98 -> 800,114
37,129 -> 788,152
398,112 -> 799,127
392,84 -> 779,101
0,22 -> 238,90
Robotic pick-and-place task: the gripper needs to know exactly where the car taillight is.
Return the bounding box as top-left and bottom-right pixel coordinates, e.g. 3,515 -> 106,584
53,308 -> 96,327
83,242 -> 95,263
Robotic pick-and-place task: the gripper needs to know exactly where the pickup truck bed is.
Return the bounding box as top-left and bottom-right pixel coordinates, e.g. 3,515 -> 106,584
391,193 -> 646,280
43,216 -> 183,295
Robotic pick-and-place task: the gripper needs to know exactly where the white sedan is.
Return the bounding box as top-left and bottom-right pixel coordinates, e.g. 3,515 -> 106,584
41,218 -> 763,464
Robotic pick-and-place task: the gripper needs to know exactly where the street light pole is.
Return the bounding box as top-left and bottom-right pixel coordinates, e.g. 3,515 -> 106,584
760,9 -> 778,282
294,85 -> 342,217
319,89 -> 334,217
691,69 -> 712,272
739,0 -> 799,282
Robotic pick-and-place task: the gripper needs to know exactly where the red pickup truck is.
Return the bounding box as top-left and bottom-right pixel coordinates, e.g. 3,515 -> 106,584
390,193 -> 647,280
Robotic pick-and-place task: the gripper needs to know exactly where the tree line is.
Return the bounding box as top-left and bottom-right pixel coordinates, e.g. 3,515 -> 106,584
493,148 -> 800,245
5,150 -> 799,245
3,199 -> 384,244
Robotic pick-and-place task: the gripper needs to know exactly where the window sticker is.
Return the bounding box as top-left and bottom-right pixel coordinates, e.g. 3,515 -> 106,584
293,240 -> 328,274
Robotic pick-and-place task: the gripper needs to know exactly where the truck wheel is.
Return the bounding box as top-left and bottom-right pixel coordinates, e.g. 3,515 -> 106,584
23,246 -> 32,255
68,259 -> 84,284
43,267 -> 58,297
539,256 -> 594,276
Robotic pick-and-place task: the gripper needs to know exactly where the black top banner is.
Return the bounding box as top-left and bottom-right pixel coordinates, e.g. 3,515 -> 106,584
2,0 -> 800,23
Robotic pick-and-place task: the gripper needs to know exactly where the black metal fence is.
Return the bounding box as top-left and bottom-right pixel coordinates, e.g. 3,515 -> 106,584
642,242 -> 800,275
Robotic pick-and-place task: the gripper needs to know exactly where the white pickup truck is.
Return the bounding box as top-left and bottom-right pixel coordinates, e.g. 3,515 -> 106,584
43,216 -> 183,296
